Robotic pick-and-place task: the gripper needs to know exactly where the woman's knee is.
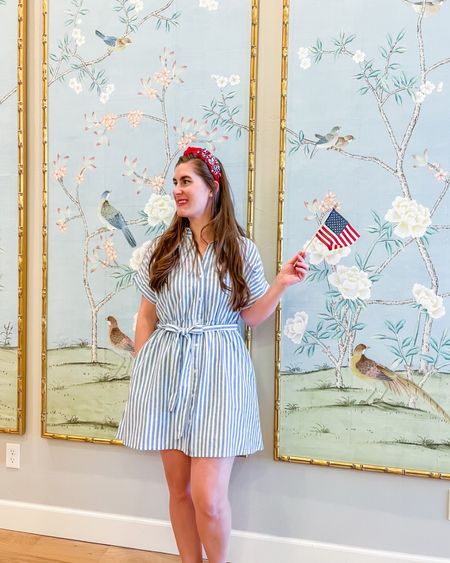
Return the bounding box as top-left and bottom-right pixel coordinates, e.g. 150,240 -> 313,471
191,489 -> 228,520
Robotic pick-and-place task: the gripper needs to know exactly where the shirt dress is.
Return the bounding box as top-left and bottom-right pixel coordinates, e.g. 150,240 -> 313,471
117,229 -> 270,457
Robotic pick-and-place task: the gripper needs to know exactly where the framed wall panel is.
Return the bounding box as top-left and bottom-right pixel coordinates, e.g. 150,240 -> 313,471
42,0 -> 258,443
275,0 -> 450,478
0,0 -> 26,434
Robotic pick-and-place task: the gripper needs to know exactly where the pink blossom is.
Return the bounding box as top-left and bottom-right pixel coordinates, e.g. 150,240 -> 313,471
127,110 -> 144,128
101,113 -> 118,131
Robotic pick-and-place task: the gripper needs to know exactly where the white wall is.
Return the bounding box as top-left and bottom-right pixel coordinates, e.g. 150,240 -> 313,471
0,1 -> 449,561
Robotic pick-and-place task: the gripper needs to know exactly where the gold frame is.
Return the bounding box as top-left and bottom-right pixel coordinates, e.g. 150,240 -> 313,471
274,0 -> 450,480
1,0 -> 27,435
41,0 -> 260,444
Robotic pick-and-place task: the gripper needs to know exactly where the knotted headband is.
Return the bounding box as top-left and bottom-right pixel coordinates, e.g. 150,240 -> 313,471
183,146 -> 222,182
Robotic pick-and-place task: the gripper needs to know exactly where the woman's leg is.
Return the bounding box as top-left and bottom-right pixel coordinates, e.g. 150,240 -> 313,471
160,450 -> 203,563
190,457 -> 235,563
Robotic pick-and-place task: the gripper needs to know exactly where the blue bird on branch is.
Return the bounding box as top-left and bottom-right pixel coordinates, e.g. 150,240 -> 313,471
98,191 -> 136,247
95,30 -> 131,50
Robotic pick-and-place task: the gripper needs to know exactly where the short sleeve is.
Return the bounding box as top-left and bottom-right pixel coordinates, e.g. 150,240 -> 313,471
134,239 -> 158,304
242,238 -> 270,309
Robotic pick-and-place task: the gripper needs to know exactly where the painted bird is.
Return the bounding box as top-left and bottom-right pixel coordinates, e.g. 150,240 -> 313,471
98,191 -> 136,247
402,0 -> 446,16
351,344 -> 450,423
106,316 -> 135,379
330,134 -> 354,151
310,126 -> 341,158
95,30 -> 132,50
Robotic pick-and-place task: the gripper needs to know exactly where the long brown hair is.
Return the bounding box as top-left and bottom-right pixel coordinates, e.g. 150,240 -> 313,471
148,152 -> 250,310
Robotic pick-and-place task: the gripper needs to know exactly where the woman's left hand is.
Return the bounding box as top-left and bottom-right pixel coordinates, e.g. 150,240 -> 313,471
277,251 -> 309,288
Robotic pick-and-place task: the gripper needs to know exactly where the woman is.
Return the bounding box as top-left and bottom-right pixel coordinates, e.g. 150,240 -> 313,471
117,147 -> 308,563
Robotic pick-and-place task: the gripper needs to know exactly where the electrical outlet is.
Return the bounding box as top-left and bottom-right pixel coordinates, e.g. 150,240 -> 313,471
6,443 -> 20,469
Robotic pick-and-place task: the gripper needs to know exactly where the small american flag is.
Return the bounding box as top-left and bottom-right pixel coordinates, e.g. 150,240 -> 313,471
315,209 -> 360,250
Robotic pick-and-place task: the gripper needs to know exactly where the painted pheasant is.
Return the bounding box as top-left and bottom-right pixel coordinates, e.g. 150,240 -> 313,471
106,316 -> 135,379
351,344 -> 450,423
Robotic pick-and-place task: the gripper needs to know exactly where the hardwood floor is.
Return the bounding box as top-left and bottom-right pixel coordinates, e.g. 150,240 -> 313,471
0,530 -> 182,562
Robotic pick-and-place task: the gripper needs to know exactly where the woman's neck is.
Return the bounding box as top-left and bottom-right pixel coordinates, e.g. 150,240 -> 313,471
189,217 -> 214,246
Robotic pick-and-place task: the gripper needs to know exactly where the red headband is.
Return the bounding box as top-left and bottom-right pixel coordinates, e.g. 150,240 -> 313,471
183,146 -> 221,181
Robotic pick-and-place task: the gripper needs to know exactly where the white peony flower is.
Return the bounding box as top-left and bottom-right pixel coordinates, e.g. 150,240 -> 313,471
284,312 -> 309,344
415,91 -> 426,104
305,237 -> 351,265
328,265 -> 372,300
216,76 -> 228,88
384,196 -> 431,239
229,74 -> 240,86
420,80 -> 435,95
412,283 -> 445,319
129,239 -> 153,271
144,193 -> 176,227
300,57 -> 312,70
352,50 -> 366,63
297,47 -> 309,60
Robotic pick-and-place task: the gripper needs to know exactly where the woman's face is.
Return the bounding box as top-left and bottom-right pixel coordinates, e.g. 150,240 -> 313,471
172,161 -> 216,221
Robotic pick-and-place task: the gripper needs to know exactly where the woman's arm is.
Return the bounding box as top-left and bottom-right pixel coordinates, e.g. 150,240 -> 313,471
134,296 -> 158,354
241,251 -> 308,328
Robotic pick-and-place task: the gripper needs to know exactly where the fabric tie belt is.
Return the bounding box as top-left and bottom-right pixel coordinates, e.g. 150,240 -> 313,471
157,322 -> 239,439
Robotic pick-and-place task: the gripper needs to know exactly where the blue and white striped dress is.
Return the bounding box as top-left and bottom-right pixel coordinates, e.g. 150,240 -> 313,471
117,229 -> 270,457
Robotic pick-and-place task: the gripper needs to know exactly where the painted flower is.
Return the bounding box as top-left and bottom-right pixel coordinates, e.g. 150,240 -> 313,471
153,68 -> 172,87
101,113 -> 118,131
284,312 -> 308,344
415,91 -> 426,104
144,193 -> 176,227
216,75 -> 228,88
56,220 -> 67,232
328,265 -> 372,300
384,196 -> 431,238
319,191 -> 341,213
420,80 -> 435,95
105,83 -> 115,95
297,47 -> 309,60
299,57 -> 312,70
75,35 -> 86,47
412,283 -> 445,319
99,92 -> 110,104
208,0 -> 219,9
69,78 -> 83,94
72,28 -> 82,39
352,50 -> 366,63
127,110 -> 144,128
177,133 -> 196,152
130,0 -> 144,11
53,165 -> 67,180
306,237 -> 351,266
104,239 -> 118,265
139,78 -> 158,99
229,74 -> 240,86
130,239 -> 153,271
437,81 -> 444,93
434,169 -> 448,182
150,176 -> 165,193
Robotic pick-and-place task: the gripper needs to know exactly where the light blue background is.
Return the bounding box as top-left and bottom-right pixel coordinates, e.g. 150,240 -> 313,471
0,0 -> 19,347
282,0 -> 450,372
47,1 -> 252,347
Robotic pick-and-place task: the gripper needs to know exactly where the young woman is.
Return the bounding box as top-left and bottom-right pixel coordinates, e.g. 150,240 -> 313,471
117,147 -> 308,563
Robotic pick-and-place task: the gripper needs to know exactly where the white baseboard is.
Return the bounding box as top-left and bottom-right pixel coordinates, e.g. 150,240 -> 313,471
0,500 -> 447,563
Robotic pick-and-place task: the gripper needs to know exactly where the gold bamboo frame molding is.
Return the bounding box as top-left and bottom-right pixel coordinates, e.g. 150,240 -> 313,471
274,0 -> 449,480
1,0 -> 27,435
41,1 -> 260,444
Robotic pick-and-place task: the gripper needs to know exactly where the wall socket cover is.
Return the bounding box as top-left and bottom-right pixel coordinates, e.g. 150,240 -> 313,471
6,443 -> 20,469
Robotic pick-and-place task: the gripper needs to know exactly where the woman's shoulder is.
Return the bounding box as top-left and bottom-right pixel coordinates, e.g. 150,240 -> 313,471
238,236 -> 261,261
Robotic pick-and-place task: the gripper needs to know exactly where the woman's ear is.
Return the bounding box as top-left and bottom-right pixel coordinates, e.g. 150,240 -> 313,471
209,180 -> 220,197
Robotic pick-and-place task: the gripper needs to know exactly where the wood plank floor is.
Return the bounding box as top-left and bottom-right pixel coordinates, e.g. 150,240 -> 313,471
0,530 -> 183,562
